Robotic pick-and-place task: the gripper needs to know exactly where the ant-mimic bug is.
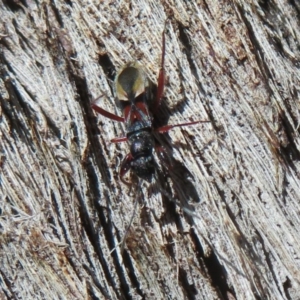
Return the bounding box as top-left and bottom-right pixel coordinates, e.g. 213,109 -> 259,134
92,20 -> 208,184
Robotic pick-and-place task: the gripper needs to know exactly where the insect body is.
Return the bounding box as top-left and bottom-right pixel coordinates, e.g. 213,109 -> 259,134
114,62 -> 156,182
92,23 -> 204,183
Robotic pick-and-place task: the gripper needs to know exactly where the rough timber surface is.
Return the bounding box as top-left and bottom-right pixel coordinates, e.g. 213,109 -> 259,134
1,0 -> 300,299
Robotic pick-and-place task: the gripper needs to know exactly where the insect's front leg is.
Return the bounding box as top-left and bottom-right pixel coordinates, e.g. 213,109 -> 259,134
92,103 -> 124,122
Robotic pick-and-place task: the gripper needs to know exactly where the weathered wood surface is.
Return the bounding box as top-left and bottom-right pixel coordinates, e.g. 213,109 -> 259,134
1,0 -> 300,299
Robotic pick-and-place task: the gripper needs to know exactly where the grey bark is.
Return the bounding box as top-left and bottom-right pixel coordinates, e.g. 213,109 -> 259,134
1,0 -> 300,299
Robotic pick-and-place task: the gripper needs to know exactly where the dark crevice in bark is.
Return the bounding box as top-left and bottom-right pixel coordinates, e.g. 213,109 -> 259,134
50,191 -> 74,247
255,2 -> 287,58
283,276 -> 292,300
121,250 -> 145,300
178,267 -> 198,300
98,53 -> 116,95
0,79 -> 42,155
83,264 -> 111,299
83,153 -> 140,298
279,111 -> 300,162
164,196 -> 182,229
224,196 -> 260,262
201,0 -> 213,17
71,72 -> 112,186
87,289 -> 102,300
45,196 -> 60,238
236,3 -> 300,164
117,194 -> 152,299
141,202 -> 155,228
78,161 -> 128,298
190,229 -> 232,300
288,0 -> 300,14
203,250 -> 231,300
96,197 -> 140,299
217,181 -> 270,299
188,147 -> 236,299
177,21 -> 206,97
4,197 -> 17,220
49,0 -> 65,28
0,269 -> 13,298
11,19 -> 36,53
77,188 -> 121,298
235,7 -> 272,83
1,57 -> 63,142
257,0 -> 300,61
177,23 -> 198,80
3,0 -> 25,11
64,0 -> 73,7
257,0 -> 270,11
164,233 -> 176,259
255,229 -> 281,299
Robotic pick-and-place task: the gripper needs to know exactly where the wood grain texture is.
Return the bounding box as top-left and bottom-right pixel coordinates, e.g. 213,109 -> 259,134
1,0 -> 300,299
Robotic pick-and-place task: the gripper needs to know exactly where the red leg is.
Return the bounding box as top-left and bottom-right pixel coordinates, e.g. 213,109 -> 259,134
91,103 -> 124,122
154,21 -> 167,112
155,120 -> 209,133
111,136 -> 128,143
120,153 -> 133,185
